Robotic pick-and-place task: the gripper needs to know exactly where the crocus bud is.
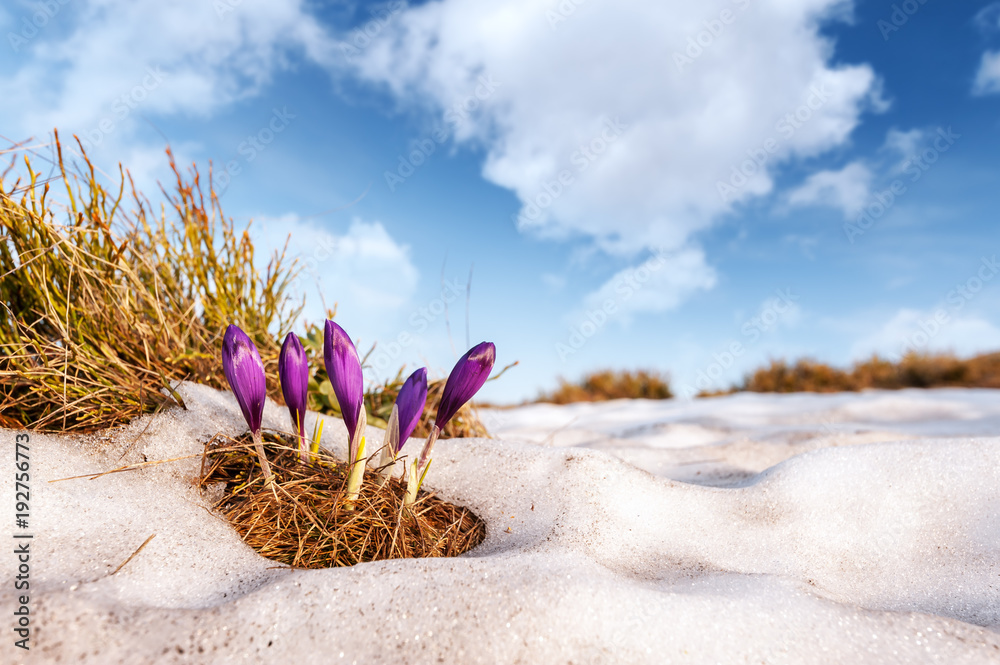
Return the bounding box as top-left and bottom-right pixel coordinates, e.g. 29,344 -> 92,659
395,367 -> 428,453
324,320 -> 367,505
407,343 -> 494,506
377,368 -> 427,488
435,342 -> 495,429
222,324 -> 267,435
222,324 -> 273,483
279,332 -> 309,462
323,320 -> 364,456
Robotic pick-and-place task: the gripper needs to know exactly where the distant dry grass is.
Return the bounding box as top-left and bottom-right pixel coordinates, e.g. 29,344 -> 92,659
200,431 -> 486,567
539,369 -> 673,404
703,351 -> 1000,396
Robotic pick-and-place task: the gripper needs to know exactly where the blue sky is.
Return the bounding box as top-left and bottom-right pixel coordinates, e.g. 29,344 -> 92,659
3,0 -> 1000,403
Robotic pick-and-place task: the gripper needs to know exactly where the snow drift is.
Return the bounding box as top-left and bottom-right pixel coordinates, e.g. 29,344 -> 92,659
4,385 -> 1000,664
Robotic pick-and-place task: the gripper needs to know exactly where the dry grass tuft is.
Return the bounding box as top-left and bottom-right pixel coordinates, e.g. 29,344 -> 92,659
539,368 -> 673,404
200,431 -> 487,567
0,135 -> 301,432
0,134 -> 493,439
702,351 -> 1000,396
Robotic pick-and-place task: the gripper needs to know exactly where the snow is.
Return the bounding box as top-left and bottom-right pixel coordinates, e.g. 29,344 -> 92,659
4,385 -> 1000,664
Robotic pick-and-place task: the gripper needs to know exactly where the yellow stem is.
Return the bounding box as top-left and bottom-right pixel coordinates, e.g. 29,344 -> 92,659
252,430 -> 273,485
403,458 -> 431,507
344,435 -> 366,508
309,418 -> 324,465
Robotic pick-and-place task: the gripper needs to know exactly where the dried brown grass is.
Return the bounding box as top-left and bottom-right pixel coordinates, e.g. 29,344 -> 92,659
0,134 -> 300,432
539,368 -> 673,404
702,351 -> 1000,396
200,431 -> 487,567
0,134 -> 493,439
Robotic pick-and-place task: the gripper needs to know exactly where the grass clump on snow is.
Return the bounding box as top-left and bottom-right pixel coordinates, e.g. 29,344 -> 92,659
200,431 -> 486,567
0,135 -> 299,432
2,134 -> 490,565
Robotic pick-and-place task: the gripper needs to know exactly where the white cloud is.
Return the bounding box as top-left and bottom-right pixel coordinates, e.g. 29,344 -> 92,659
583,247 -> 717,320
783,125 -> 956,218
755,293 -> 803,330
973,51 -> 1000,96
786,161 -> 872,218
2,0 -> 330,131
349,0 -> 879,255
850,308 -> 1000,361
1,0 -> 884,320
880,127 -> 925,173
882,127 -> 924,154
251,216 -> 419,336
347,0 -> 880,311
0,0 -> 332,188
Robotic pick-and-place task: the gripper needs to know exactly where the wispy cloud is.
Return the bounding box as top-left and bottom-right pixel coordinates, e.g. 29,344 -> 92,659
973,51 -> 1000,96
786,161 -> 873,218
251,216 -> 419,334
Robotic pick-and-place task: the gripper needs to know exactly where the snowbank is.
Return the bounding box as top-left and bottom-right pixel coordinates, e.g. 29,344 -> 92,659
4,385 -> 999,664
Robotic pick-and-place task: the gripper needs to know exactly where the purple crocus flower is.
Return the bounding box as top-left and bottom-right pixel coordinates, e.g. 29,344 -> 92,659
222,324 -> 273,482
394,367 -> 428,453
279,332 -> 309,462
435,342 -> 496,429
376,367 -> 428,488
222,325 -> 267,435
323,320 -> 364,452
414,342 -> 495,475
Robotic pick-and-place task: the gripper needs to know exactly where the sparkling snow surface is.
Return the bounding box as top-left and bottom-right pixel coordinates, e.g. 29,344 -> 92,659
5,385 -> 1000,664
